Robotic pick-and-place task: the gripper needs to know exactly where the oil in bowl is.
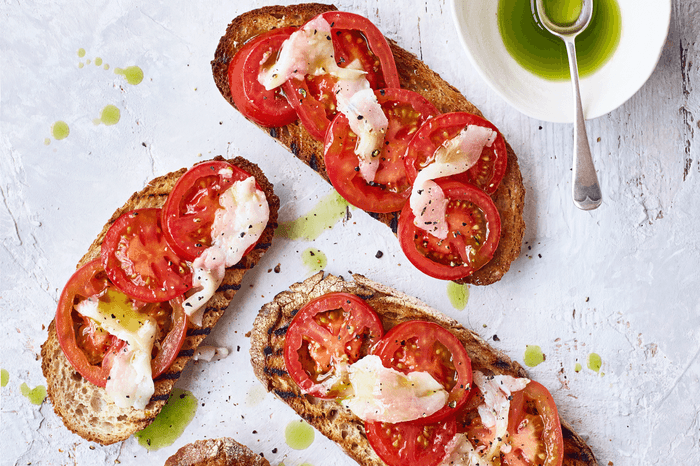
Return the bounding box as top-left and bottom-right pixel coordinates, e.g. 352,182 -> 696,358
498,0 -> 622,80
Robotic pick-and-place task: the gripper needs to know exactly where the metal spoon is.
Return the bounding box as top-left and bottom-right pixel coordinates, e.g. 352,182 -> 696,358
535,0 -> 602,210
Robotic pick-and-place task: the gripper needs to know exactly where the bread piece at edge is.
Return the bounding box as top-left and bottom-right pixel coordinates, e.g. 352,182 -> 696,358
165,437 -> 270,466
211,3 -> 526,286
249,272 -> 598,466
40,156 -> 280,445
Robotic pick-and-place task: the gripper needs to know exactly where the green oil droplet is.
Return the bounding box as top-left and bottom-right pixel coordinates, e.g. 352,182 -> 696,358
300,463 -> 314,466
94,105 -> 121,126
276,191 -> 349,241
78,62 -> 84,69
588,353 -> 602,372
103,63 -> 110,70
135,388 -> 198,451
86,58 -> 91,65
446,282 -> 469,310
94,57 -> 103,66
574,363 -> 582,372
543,0 -> 583,25
285,420 -> 315,450
43,138 -> 51,146
524,345 -> 545,367
498,0 -> 621,80
52,121 -> 70,140
1,369 -> 9,387
115,65 -> 144,85
77,48 -> 86,58
302,248 -> 327,274
20,383 -> 46,405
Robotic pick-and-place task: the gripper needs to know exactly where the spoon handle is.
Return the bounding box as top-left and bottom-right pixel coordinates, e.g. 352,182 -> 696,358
565,39 -> 602,210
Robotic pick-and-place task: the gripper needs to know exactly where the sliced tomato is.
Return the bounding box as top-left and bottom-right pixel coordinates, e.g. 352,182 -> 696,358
101,208 -> 192,303
404,112 -> 508,195
162,160 -> 257,262
56,260 -> 189,387
284,292 -> 384,398
366,416 -> 457,466
228,27 -> 298,127
456,382 -> 563,466
503,382 -> 564,466
371,320 -> 472,424
284,11 -> 401,141
398,180 -> 501,281
55,260 -> 122,387
324,88 -> 440,213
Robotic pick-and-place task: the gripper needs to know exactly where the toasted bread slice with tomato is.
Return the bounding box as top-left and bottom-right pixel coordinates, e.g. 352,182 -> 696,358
40,156 -> 279,445
211,3 -> 526,286
250,272 -> 598,466
165,437 -> 270,466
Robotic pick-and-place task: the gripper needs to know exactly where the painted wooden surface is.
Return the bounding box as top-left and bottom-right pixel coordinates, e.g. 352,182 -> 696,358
1,0 -> 698,465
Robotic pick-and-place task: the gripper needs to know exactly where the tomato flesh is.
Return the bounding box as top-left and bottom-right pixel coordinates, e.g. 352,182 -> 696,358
325,88 -> 440,213
398,181 -> 501,280
228,27 -> 298,127
404,112 -> 508,195
372,321 -> 472,424
366,416 -> 457,466
102,208 -> 192,303
284,11 -> 401,141
55,260 -> 188,387
162,160 -> 256,262
284,292 -> 384,398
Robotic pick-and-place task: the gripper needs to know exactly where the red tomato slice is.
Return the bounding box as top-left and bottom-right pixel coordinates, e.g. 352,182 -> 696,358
228,27 -> 298,127
398,180 -> 501,280
162,160 -> 257,262
102,208 -> 192,303
503,382 -> 564,466
284,292 -> 384,399
324,88 -> 440,213
366,416 -> 457,466
404,112 -> 508,195
55,260 -> 122,387
55,260 -> 189,387
371,321 -> 472,424
284,11 -> 401,141
456,382 -> 564,466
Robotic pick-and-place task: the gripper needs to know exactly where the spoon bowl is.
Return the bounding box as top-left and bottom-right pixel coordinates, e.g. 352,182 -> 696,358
535,0 -> 602,211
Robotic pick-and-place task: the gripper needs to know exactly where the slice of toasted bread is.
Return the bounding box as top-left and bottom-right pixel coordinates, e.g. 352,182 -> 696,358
165,437 -> 270,466
40,156 -> 280,445
212,3 -> 526,286
250,272 -> 598,466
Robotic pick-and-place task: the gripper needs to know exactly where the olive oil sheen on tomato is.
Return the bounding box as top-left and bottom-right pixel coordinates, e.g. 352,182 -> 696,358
498,0 -> 621,80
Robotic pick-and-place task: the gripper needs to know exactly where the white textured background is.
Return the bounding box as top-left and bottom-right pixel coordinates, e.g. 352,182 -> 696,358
1,0 -> 699,465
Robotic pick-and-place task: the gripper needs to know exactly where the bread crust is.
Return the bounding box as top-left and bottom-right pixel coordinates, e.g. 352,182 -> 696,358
165,437 -> 270,466
250,272 -> 598,466
40,156 -> 279,445
211,3 -> 526,286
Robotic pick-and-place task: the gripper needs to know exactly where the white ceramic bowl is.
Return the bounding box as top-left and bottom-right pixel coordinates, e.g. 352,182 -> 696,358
450,0 -> 671,123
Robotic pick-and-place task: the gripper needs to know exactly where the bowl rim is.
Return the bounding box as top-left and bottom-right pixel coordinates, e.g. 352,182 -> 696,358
449,0 -> 672,123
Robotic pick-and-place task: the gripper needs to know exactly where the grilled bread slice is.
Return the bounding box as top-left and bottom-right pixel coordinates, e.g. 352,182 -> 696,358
41,156 -> 279,445
250,272 -> 598,466
212,3 -> 526,286
165,437 -> 270,466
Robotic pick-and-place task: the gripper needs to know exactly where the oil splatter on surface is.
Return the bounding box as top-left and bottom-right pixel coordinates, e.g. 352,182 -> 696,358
20,383 -> 46,405
134,388 -> 197,450
587,353 -> 602,372
114,66 -> 144,85
447,282 -> 469,310
302,248 -> 327,274
285,420 -> 315,450
51,121 -> 69,140
523,345 -> 545,367
93,105 -> 121,126
1,369 -> 9,387
276,191 -> 349,241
